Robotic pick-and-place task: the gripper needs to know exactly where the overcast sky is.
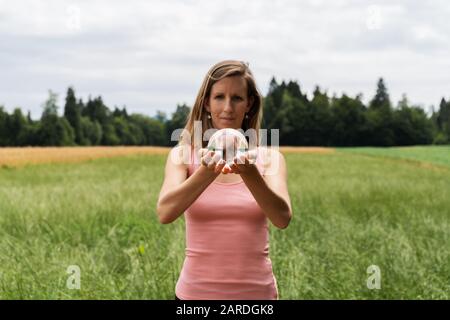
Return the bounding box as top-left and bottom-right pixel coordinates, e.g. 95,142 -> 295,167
1,0 -> 449,119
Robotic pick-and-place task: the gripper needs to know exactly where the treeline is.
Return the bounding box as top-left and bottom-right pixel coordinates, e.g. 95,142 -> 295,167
0,88 -> 186,147
264,77 -> 450,146
0,78 -> 449,147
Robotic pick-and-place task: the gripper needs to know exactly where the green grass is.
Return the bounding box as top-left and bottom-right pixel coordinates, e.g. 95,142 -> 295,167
0,148 -> 449,299
339,145 -> 450,168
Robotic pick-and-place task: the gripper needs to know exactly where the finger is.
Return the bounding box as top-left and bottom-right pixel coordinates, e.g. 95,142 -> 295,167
212,152 -> 222,164
234,154 -> 243,165
202,151 -> 214,166
206,152 -> 218,169
230,162 -> 240,174
214,159 -> 226,173
222,164 -> 231,174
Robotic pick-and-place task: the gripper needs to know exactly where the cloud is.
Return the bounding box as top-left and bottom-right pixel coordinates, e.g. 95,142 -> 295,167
0,0 -> 449,119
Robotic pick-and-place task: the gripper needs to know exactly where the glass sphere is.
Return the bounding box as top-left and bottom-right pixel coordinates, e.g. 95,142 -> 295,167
207,128 -> 248,166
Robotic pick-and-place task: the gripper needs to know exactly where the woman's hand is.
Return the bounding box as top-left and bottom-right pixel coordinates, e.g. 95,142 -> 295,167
199,147 -> 256,175
198,149 -> 227,174
207,133 -> 257,175
226,149 -> 258,175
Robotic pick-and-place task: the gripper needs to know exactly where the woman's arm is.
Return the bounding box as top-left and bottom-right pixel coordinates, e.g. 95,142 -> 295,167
235,148 -> 292,229
156,147 -> 224,224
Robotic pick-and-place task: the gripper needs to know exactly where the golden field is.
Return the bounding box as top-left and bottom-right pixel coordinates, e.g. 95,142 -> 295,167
0,146 -> 170,167
0,146 -> 335,167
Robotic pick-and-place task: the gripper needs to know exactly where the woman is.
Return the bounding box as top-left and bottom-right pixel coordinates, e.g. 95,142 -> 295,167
157,60 -> 292,300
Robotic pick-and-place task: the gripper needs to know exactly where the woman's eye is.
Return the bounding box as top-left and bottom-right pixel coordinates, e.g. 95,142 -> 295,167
215,95 -> 224,100
233,96 -> 243,101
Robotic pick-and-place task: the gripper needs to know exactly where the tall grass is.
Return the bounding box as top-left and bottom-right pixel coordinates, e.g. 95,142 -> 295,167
340,145 -> 450,168
0,148 -> 448,299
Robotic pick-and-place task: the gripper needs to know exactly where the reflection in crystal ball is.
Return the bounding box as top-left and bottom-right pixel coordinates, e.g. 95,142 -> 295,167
207,129 -> 248,165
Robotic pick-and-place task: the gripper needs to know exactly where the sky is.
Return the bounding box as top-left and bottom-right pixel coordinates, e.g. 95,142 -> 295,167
1,0 -> 449,119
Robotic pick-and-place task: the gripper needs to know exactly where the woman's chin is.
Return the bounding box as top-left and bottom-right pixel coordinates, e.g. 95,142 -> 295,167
215,121 -> 241,130
216,126 -> 240,130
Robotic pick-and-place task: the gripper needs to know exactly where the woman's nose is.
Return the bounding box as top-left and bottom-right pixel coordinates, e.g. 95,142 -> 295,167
223,98 -> 233,111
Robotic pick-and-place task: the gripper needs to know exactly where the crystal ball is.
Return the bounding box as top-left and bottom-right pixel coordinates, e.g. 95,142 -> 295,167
207,128 -> 249,166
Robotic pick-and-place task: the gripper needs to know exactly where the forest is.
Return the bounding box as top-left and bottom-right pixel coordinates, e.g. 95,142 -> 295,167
1,78 -> 449,147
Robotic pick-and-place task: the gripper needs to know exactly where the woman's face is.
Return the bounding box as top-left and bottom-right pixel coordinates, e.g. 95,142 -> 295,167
205,75 -> 253,130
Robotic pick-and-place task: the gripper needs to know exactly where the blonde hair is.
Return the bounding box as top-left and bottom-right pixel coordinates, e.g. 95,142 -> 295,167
180,60 -> 263,148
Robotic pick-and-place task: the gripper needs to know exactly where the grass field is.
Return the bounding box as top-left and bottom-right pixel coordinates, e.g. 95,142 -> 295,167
340,145 -> 450,168
0,146 -> 448,299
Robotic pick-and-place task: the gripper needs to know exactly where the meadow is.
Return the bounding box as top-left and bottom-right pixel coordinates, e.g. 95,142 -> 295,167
0,146 -> 448,299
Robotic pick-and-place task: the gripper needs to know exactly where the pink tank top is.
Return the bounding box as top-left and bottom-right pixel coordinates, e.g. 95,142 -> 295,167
175,146 -> 279,300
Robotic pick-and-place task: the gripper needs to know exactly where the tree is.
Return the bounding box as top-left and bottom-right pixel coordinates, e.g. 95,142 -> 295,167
330,94 -> 367,146
113,116 -> 138,145
166,103 -> 191,146
0,106 -> 10,146
38,115 -> 75,146
80,117 -> 102,145
286,80 -> 308,105
366,78 -> 395,146
263,77 -> 286,129
38,91 -> 75,146
0,107 -> 35,146
113,106 -> 128,118
9,108 -> 29,146
27,111 -> 32,123
270,90 -> 301,145
83,96 -> 110,125
42,90 -> 59,118
155,111 -> 167,124
393,95 -> 433,145
64,87 -> 83,144
308,86 -> 333,145
101,122 -> 120,145
129,114 -> 166,146
369,78 -> 391,110
0,80 -> 445,147
435,98 -> 450,143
